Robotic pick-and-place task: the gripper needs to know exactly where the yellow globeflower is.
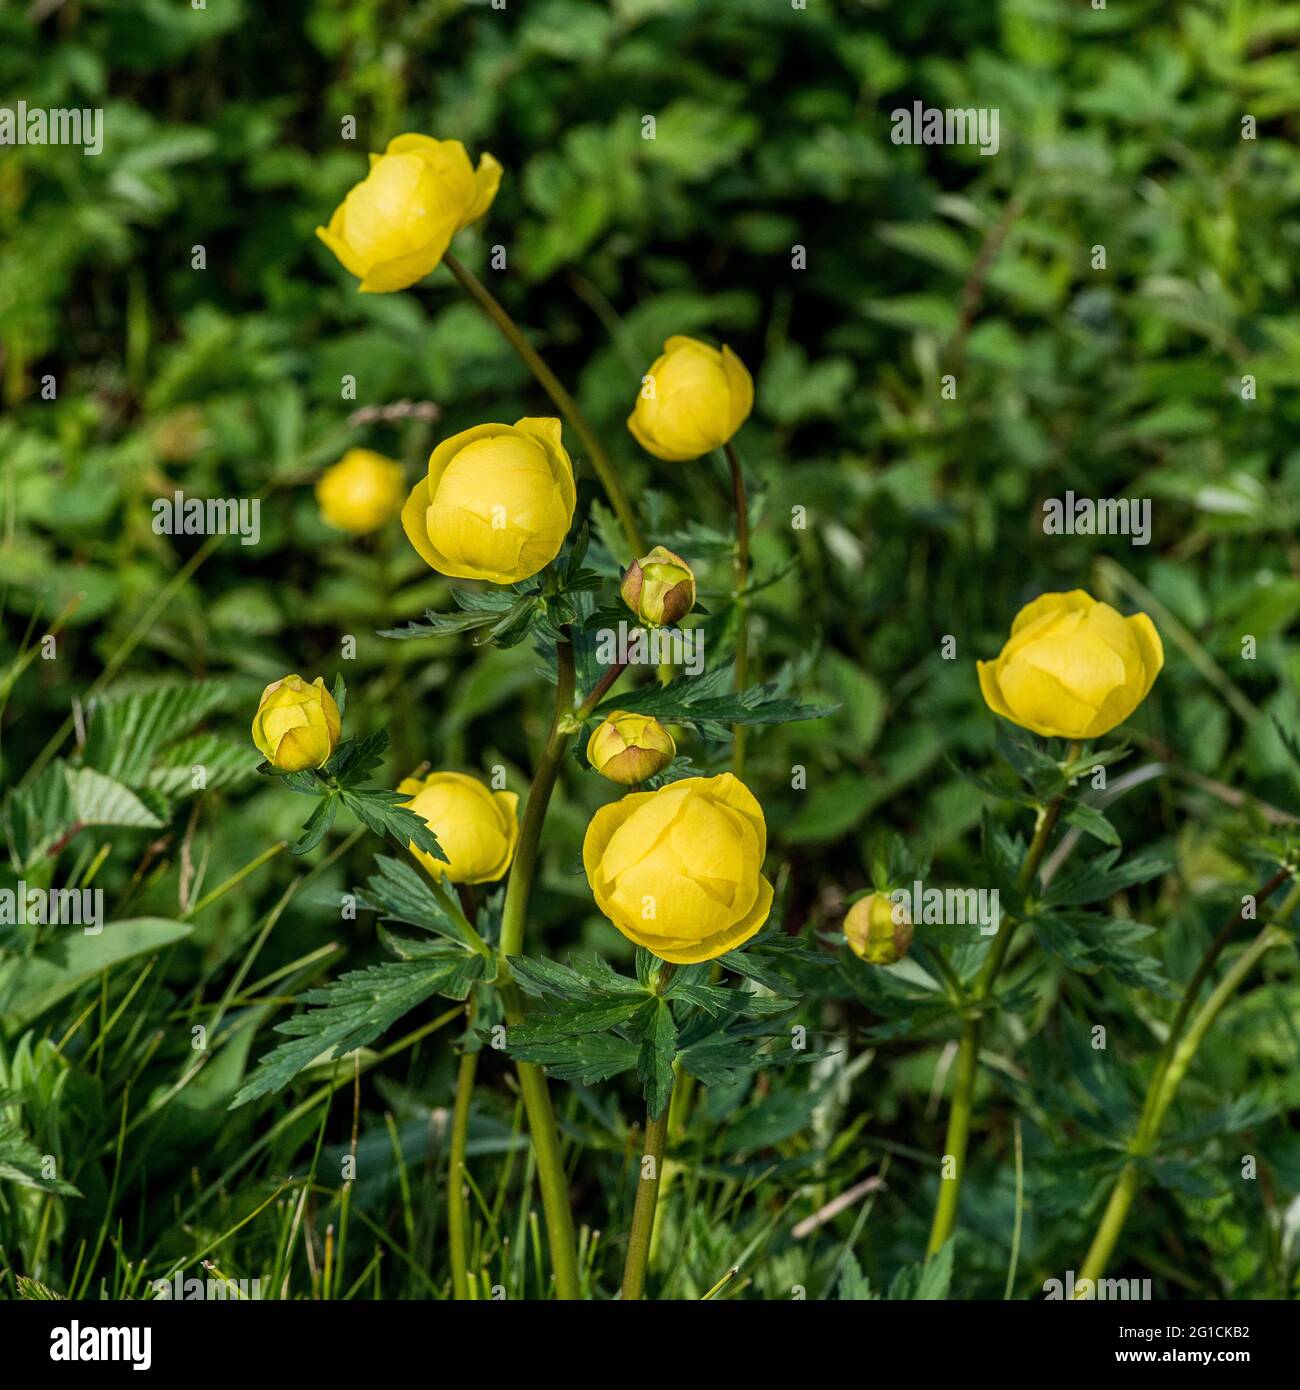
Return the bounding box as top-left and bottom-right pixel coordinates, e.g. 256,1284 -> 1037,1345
844,892 -> 913,966
978,590 -> 1163,741
401,417 -> 576,584
252,675 -> 341,772
583,774 -> 773,964
628,335 -> 753,462
316,134 -> 502,293
316,449 -> 406,534
586,711 -> 676,785
397,771 -> 519,884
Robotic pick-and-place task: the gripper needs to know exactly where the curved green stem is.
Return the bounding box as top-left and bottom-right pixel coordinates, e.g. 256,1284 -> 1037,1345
621,1094 -> 672,1300
724,441 -> 750,777
621,962 -> 676,1299
495,636 -> 582,1299
447,1008 -> 478,1301
926,747 -> 1077,1256
443,252 -> 646,560
1076,880 -> 1299,1288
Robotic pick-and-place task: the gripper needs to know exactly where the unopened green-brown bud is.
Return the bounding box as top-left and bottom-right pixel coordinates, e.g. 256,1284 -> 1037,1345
844,891 -> 912,966
620,546 -> 696,627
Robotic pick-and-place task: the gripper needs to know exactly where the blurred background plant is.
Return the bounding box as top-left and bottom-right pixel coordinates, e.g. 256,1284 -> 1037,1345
2,0 -> 1300,1299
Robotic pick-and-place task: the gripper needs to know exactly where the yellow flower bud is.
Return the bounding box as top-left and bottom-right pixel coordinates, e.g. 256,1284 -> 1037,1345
252,675 -> 341,772
586,711 -> 676,785
316,134 -> 502,294
978,590 -> 1164,741
844,892 -> 912,966
620,546 -> 696,627
396,771 -> 519,884
627,335 -> 754,462
316,449 -> 406,534
583,773 -> 773,964
401,417 -> 576,584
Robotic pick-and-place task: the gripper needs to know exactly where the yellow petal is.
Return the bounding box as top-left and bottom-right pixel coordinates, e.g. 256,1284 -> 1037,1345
463,152 -> 503,229
316,215 -> 370,281
634,874 -> 774,964
401,476 -> 448,572
1009,589 -> 1093,637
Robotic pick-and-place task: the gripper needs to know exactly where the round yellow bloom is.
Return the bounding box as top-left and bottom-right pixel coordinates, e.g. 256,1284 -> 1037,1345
316,449 -> 406,534
628,335 -> 754,462
583,773 -> 773,964
620,546 -> 696,627
587,711 -> 676,785
316,134 -> 502,293
844,892 -> 913,966
401,417 -> 576,584
252,675 -> 341,772
978,590 -> 1163,740
397,771 -> 519,884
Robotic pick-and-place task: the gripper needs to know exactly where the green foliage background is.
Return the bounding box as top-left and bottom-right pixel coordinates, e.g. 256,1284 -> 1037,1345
2,0 -> 1300,1299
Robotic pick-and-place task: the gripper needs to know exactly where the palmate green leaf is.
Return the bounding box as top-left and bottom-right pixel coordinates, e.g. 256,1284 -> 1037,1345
507,955 -> 606,1002
592,666 -> 836,738
1032,911 -> 1174,994
337,787 -> 442,859
1043,845 -> 1174,908
675,1014 -> 827,1086
1161,1091 -> 1276,1149
508,953 -> 641,1003
504,1031 -> 640,1085
292,794 -> 337,854
232,954 -> 488,1106
1139,1155 -> 1225,1199
507,996 -> 649,1045
637,998 -> 677,1119
718,929 -> 829,995
325,730 -> 389,787
1062,801 -> 1122,848
980,809 -> 1026,903
380,590 -> 542,649
1033,1149 -> 1128,1219
948,754 -> 1031,806
994,724 -> 1073,799
358,855 -> 470,948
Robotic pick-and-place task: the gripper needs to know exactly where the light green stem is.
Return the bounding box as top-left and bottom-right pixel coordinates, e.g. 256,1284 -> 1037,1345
926,747 -> 1077,1256
724,441 -> 750,778
496,636 -> 581,1299
447,1017 -> 478,1301
1076,883 -> 1298,1288
443,252 -> 646,559
621,1095 -> 671,1300
621,962 -> 676,1299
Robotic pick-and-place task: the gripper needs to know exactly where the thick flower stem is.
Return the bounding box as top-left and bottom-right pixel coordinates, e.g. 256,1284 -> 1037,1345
1075,881 -> 1299,1289
621,1096 -> 672,1300
493,636 -> 583,1298
925,748 -> 1077,1256
443,252 -> 646,559
724,441 -> 750,777
620,961 -> 676,1299
447,1021 -> 478,1301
